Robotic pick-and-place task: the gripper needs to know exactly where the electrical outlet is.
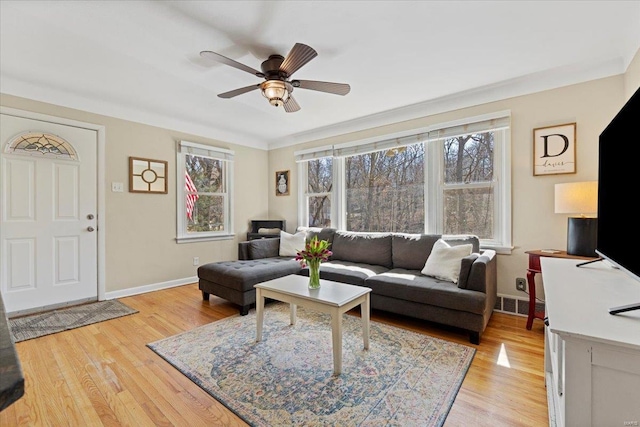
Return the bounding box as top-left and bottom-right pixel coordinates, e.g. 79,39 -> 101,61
516,277 -> 527,291
193,257 -> 199,266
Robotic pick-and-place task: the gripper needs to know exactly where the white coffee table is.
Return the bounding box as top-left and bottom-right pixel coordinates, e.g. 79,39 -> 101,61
254,274 -> 371,375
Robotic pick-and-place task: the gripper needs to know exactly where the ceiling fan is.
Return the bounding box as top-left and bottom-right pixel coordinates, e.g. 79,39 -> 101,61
200,43 -> 350,112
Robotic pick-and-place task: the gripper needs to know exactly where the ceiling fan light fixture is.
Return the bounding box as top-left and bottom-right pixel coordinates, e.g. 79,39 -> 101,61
261,80 -> 290,107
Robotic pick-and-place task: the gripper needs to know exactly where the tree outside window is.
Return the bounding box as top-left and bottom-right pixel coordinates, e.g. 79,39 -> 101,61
185,154 -> 226,233
177,140 -> 233,243
442,132 -> 494,238
345,144 -> 424,233
307,157 -> 332,227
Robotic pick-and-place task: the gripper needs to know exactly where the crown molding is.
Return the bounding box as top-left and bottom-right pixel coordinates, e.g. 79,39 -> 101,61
268,56 -> 626,150
1,55 -> 627,153
0,76 -> 270,151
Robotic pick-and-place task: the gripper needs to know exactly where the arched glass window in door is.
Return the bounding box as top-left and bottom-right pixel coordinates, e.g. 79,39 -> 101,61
4,132 -> 78,160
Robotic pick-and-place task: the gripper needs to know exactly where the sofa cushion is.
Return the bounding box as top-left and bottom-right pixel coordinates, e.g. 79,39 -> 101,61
248,238 -> 280,259
457,253 -> 480,289
443,235 -> 480,253
331,231 -> 393,268
279,230 -> 306,256
392,234 -> 440,270
198,258 -> 301,292
299,227 -> 337,246
364,268 -> 486,314
421,239 -> 473,284
303,260 -> 389,286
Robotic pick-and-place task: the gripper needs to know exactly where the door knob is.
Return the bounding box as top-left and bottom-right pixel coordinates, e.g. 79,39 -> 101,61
87,226 -> 95,232
87,214 -> 95,220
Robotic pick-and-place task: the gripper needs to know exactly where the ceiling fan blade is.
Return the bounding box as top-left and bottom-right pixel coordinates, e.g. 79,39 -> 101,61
200,51 -> 264,77
218,84 -> 260,99
293,80 -> 351,96
283,95 -> 301,113
279,43 -> 317,77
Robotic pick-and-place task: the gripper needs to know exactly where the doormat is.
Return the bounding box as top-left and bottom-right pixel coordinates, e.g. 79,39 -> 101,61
9,300 -> 138,342
148,303 -> 475,426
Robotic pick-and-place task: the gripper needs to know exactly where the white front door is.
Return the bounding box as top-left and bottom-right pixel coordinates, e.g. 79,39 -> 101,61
0,113 -> 98,315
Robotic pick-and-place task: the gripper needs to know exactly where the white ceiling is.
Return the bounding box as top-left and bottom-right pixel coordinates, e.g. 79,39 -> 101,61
1,1 -> 639,150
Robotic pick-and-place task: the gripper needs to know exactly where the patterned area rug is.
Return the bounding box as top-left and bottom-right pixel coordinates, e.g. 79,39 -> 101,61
9,300 -> 138,342
148,303 -> 475,426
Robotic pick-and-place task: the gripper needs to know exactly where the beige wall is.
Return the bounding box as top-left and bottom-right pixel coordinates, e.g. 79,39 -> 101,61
0,94 -> 269,294
624,48 -> 640,100
2,61 -> 635,300
268,75 -> 625,298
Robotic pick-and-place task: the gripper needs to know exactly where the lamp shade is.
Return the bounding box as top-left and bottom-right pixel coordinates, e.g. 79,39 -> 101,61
554,181 -> 598,215
260,80 -> 290,107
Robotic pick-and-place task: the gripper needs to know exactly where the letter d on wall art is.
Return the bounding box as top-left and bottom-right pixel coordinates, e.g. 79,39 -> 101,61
533,123 -> 576,176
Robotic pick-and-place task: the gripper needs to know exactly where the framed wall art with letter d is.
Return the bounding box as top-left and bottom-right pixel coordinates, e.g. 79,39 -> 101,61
533,123 -> 576,176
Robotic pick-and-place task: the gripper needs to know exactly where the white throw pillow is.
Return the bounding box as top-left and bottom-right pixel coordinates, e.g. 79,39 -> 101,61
279,230 -> 306,257
421,239 -> 473,284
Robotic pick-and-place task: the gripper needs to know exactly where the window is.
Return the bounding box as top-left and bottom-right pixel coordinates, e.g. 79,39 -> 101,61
442,132 -> 495,238
297,112 -> 511,251
307,157 -> 333,227
176,141 -> 234,243
345,144 -> 424,232
296,145 -> 336,228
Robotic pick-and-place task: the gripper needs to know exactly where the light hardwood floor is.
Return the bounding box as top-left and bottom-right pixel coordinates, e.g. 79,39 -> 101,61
1,283 -> 549,426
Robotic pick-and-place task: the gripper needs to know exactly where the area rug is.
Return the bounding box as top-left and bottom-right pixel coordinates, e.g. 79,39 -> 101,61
9,300 -> 138,342
148,303 -> 475,426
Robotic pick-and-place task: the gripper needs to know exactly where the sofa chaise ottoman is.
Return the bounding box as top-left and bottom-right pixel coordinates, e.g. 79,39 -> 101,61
198,238 -> 301,315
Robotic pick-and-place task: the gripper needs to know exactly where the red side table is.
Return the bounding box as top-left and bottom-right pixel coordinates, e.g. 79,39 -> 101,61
524,250 -> 597,330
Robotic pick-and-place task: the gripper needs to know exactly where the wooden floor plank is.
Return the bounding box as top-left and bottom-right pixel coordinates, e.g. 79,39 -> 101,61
1,283 -> 548,426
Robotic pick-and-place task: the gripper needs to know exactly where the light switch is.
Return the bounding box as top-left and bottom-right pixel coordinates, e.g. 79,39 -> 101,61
111,182 -> 124,192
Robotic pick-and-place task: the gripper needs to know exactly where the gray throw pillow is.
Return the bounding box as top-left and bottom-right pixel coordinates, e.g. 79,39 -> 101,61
457,253 -> 480,289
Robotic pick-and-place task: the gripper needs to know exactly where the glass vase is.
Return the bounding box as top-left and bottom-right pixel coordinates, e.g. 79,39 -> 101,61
308,262 -> 321,289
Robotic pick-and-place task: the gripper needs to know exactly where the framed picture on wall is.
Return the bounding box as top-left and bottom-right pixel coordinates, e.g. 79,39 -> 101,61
275,170 -> 290,196
533,123 -> 576,176
129,156 -> 168,193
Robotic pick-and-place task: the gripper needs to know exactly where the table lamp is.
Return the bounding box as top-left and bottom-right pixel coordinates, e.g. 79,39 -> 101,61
554,181 -> 598,257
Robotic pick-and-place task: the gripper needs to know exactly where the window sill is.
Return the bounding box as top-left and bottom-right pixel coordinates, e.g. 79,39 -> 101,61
176,234 -> 235,244
480,244 -> 513,255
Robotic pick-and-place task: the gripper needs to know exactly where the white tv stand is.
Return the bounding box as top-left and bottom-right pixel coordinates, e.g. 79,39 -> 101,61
541,258 -> 640,427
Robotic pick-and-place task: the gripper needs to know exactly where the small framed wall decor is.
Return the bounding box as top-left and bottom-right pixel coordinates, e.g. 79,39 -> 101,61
275,170 -> 290,196
533,123 -> 576,176
129,156 -> 168,193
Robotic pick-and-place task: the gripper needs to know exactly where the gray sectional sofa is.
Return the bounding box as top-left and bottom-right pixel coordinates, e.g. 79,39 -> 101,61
198,228 -> 497,344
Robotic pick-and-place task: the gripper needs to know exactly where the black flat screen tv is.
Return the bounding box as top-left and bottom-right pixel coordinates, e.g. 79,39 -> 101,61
596,86 -> 640,313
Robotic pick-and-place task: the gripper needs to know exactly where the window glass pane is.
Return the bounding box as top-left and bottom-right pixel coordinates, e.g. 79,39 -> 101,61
186,154 -> 224,193
444,187 -> 493,238
345,144 -> 424,233
187,195 -> 225,232
309,196 -> 331,227
307,158 -> 332,193
444,132 -> 494,184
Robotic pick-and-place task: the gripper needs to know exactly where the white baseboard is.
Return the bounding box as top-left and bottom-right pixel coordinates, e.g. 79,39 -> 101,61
105,276 -> 198,300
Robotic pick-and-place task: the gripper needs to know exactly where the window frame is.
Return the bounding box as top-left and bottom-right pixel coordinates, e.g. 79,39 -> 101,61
176,140 -> 235,243
428,126 -> 510,251
296,145 -> 337,229
297,111 -> 512,253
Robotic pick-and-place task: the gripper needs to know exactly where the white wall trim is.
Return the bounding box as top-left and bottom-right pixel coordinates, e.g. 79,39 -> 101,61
105,276 -> 198,300
0,106 -> 107,302
269,57 -> 625,150
1,76 -> 269,151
